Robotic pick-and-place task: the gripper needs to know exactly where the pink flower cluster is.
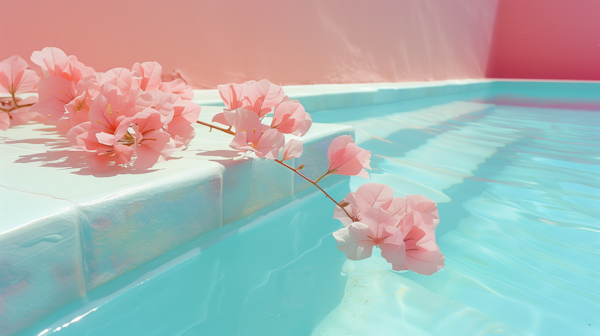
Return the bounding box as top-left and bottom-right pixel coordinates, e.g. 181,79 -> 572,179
214,80 -> 312,160
0,56 -> 40,130
332,183 -> 445,275
0,48 -> 200,171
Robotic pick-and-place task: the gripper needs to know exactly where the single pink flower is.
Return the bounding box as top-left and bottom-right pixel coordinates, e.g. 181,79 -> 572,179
64,77 -> 98,127
0,55 -> 39,95
166,99 -> 201,148
243,79 -> 285,117
29,48 -> 96,123
333,206 -> 407,265
98,68 -> 142,102
293,112 -> 312,137
30,47 -> 71,79
392,212 -> 445,275
67,55 -> 95,83
333,183 -> 394,226
214,79 -> 285,126
270,98 -> 311,135
132,61 -> 163,92
67,122 -> 134,172
213,81 -> 256,126
159,78 -> 193,101
229,108 -> 284,159
130,109 -> 175,169
88,84 -> 136,138
326,135 -> 371,178
217,80 -> 256,111
405,195 -> 440,230
29,76 -> 76,120
31,47 -> 94,83
0,56 -> 40,130
281,139 -> 303,161
134,90 -> 176,124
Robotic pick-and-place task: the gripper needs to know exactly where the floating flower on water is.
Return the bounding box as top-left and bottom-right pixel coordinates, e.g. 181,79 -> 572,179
333,205 -> 407,264
333,183 -> 395,226
391,212 -> 445,275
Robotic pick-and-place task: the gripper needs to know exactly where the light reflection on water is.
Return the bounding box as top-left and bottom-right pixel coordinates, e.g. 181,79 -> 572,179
21,101 -> 600,336
314,103 -> 600,336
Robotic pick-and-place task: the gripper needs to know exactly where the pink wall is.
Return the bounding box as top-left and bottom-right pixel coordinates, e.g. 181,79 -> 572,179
1,0 -> 497,89
487,0 -> 600,80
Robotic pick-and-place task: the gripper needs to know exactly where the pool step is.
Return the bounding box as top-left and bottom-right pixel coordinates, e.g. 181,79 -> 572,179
310,250 -> 532,336
0,108 -> 352,335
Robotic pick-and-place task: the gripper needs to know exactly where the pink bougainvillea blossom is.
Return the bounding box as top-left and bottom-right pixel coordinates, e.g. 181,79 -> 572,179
0,55 -> 39,96
30,76 -> 78,120
88,84 -> 136,134
334,183 -> 394,226
405,195 -> 440,230
67,122 -> 134,172
132,61 -> 194,101
129,109 -> 176,169
281,139 -> 304,161
391,212 -> 445,275
270,98 -> 311,135
166,100 -> 201,148
214,79 -> 285,126
30,47 -> 71,79
229,108 -> 285,159
293,112 -> 312,137
132,61 -> 163,92
218,81 -> 256,111
0,55 -> 40,130
333,206 -> 407,264
326,135 -> 371,179
244,79 -> 285,118
134,90 -> 176,124
332,182 -> 444,274
31,47 -> 94,85
98,68 -> 142,102
29,47 -> 96,123
159,78 -> 193,101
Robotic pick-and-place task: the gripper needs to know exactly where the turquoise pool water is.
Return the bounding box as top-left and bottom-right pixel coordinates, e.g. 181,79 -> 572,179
21,95 -> 600,335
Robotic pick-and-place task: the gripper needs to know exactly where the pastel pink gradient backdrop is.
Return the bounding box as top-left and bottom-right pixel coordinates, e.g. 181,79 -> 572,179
487,0 -> 600,80
1,0 -> 498,89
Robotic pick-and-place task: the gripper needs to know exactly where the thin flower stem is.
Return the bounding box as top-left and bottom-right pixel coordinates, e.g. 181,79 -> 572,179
314,171 -> 330,184
11,92 -> 18,108
196,121 -> 236,135
196,118 -> 352,219
275,159 -> 352,219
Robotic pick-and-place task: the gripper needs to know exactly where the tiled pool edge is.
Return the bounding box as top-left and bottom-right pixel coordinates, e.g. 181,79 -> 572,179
0,119 -> 353,335
2,79 -> 600,335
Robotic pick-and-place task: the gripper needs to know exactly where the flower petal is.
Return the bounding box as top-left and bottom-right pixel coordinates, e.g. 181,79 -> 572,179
333,222 -> 375,260
281,139 -> 303,161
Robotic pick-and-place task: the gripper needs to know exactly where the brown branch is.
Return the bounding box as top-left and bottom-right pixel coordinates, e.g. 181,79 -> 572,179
196,118 -> 353,220
196,121 -> 236,135
275,159 -> 352,219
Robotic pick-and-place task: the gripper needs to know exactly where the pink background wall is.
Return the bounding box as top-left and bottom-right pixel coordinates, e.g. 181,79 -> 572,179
487,0 -> 600,80
1,0 -> 497,89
